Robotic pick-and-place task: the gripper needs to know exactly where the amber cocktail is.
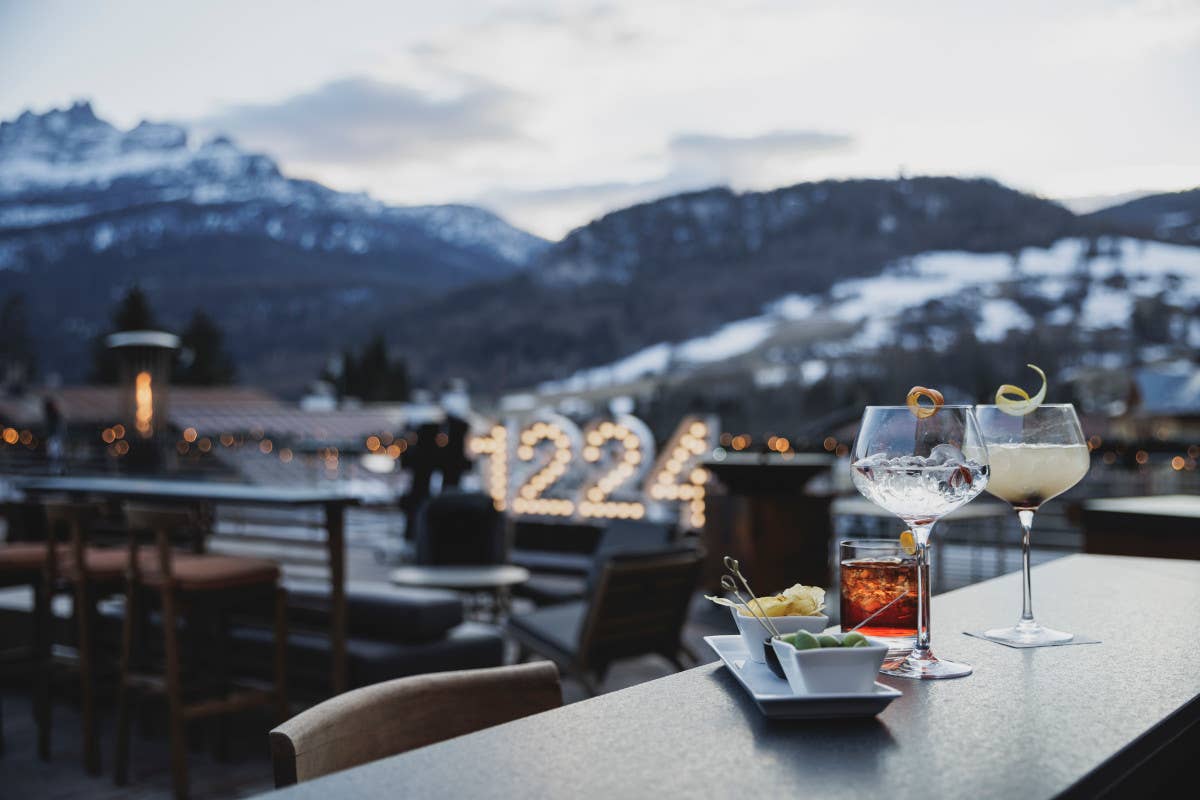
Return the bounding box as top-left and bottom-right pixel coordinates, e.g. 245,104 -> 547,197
840,540 -> 918,639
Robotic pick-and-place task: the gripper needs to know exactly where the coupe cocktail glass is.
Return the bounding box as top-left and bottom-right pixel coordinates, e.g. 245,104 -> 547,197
974,404 -> 1090,645
851,405 -> 990,679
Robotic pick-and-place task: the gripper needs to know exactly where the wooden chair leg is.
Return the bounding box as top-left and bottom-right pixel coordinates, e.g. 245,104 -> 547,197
114,584 -> 137,786
75,580 -> 100,775
34,577 -> 52,761
161,586 -> 190,800
273,587 -> 289,724
211,608 -> 231,762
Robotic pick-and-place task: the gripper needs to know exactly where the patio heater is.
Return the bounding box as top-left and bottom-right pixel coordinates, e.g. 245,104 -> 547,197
106,330 -> 180,471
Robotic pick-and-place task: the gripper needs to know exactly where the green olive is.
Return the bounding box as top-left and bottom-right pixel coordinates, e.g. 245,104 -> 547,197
840,632 -> 867,647
816,634 -> 841,648
791,631 -> 820,650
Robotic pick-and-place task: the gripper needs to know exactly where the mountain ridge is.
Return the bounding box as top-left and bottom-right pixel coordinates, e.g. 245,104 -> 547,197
3,102 -> 1197,398
389,176 -> 1087,390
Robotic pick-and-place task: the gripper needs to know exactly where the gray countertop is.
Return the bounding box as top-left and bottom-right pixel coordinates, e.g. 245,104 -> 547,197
259,554 -> 1200,799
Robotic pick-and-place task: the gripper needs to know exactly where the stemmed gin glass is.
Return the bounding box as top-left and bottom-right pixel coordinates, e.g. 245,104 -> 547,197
974,404 -> 1090,645
851,405 -> 990,679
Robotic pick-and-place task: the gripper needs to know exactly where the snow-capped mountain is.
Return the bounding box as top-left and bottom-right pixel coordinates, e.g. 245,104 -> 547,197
0,102 -> 548,390
377,177 -> 1200,399
0,101 -> 547,270
538,236 -> 1200,394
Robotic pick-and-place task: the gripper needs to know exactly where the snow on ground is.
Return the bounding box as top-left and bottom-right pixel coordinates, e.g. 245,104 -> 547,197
675,315 -> 777,363
541,237 -> 1200,391
1079,285 -> 1134,329
977,298 -> 1035,341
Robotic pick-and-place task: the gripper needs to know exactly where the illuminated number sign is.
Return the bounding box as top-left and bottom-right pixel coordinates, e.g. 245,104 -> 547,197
577,415 -> 655,520
469,413 -> 715,527
467,423 -> 509,511
644,415 -> 717,529
510,414 -> 581,517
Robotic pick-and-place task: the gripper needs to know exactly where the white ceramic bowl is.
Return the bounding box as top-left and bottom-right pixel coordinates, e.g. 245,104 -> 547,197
771,633 -> 888,694
730,606 -> 828,662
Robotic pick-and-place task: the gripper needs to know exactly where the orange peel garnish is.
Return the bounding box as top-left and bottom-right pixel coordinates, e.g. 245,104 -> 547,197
996,364 -> 1047,417
906,386 -> 944,419
899,530 -> 916,555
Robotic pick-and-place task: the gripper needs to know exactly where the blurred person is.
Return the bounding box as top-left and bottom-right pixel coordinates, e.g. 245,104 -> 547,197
43,395 -> 66,474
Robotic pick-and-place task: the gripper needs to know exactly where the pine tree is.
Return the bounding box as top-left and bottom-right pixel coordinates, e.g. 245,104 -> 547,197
175,310 -> 236,385
325,333 -> 410,402
0,292 -> 36,389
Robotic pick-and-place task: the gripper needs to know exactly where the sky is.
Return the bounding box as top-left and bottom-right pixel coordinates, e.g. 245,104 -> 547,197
2,0 -> 1199,239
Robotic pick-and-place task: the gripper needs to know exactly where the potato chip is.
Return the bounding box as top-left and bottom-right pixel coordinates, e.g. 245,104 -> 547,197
735,583 -> 826,617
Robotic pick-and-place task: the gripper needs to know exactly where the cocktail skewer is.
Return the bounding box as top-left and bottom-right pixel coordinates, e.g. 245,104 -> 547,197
719,575 -> 778,639
846,590 -> 909,634
722,557 -> 782,638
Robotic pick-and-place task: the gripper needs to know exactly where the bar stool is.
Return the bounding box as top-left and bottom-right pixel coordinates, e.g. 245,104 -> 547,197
114,503 -> 288,800
39,498 -> 126,774
0,539 -> 55,757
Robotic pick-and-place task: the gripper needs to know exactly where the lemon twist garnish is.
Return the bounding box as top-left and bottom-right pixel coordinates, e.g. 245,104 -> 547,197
899,530 -> 916,555
996,364 -> 1047,417
906,386 -> 944,419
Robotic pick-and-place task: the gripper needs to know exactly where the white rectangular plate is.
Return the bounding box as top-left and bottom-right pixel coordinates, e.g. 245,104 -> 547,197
705,635 -> 901,719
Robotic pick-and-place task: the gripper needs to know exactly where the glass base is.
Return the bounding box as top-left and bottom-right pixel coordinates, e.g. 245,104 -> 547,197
880,649 -> 972,680
984,622 -> 1073,646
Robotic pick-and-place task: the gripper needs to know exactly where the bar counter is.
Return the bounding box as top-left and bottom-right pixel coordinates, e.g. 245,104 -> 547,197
259,554 -> 1200,799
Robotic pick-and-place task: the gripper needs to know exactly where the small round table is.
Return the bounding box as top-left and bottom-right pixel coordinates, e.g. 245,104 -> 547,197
389,565 -> 531,621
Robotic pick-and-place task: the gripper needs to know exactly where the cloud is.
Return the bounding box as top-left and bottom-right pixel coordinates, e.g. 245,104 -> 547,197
669,130 -> 852,162
479,128 -> 853,235
198,75 -> 527,166
667,130 -> 853,186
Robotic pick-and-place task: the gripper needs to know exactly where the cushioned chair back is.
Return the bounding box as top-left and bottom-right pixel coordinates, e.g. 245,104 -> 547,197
512,520 -> 604,555
269,662 -> 562,786
596,519 -> 676,555
580,547 -> 703,664
415,491 -> 507,566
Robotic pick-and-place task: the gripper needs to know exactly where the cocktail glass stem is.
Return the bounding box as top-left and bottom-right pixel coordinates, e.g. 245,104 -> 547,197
1018,508 -> 1036,627
984,507 -> 1073,645
911,523 -> 933,658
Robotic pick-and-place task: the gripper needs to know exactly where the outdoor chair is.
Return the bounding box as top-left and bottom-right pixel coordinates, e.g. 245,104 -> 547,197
114,503 -> 289,800
414,490 -> 507,566
515,519 -> 678,607
507,547 -> 703,696
268,661 -> 561,787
